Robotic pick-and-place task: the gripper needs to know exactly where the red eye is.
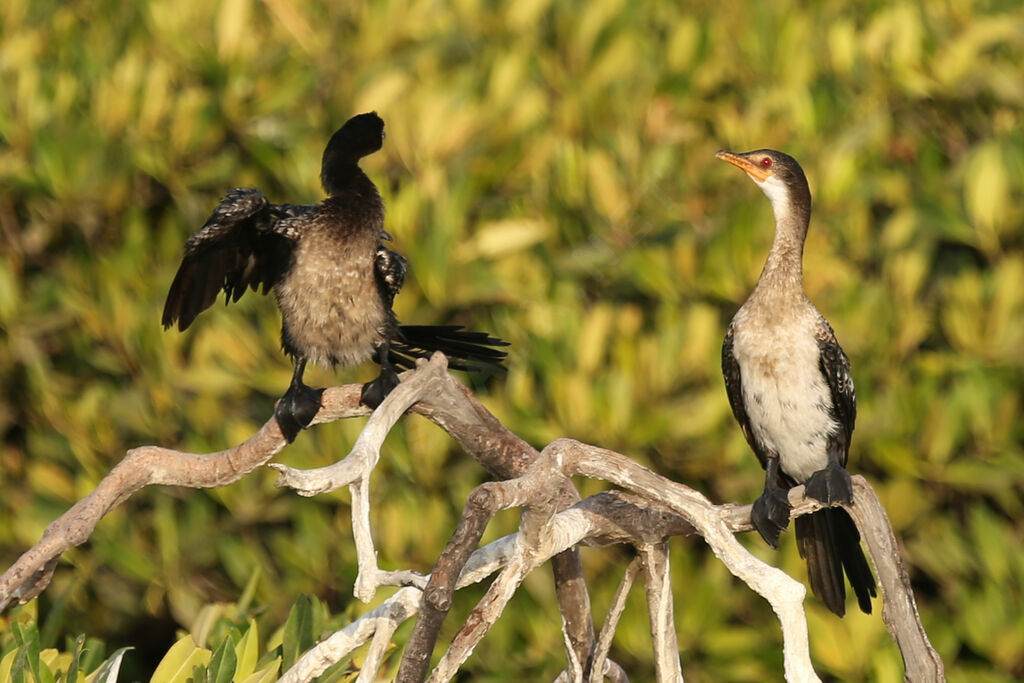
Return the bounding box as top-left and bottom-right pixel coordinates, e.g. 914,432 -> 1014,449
761,157 -> 772,168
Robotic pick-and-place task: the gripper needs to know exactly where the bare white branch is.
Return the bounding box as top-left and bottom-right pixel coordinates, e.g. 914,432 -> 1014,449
1,357 -> 943,683
544,439 -> 822,683
639,542 -> 683,681
279,587 -> 421,683
844,479 -> 946,680
271,355 -> 451,603
269,356 -> 449,496
589,557 -> 642,683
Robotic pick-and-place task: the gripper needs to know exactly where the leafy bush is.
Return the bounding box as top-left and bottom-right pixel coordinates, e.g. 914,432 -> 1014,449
1,0 -> 1022,679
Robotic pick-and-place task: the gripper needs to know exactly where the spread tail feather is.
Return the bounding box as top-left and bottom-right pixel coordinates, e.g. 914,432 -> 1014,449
795,507 -> 876,616
391,324 -> 508,371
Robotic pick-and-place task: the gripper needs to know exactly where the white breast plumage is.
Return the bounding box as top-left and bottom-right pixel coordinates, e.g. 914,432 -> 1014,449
729,303 -> 838,483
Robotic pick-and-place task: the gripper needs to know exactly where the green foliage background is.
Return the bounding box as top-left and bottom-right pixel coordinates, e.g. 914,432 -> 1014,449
1,0 -> 1022,680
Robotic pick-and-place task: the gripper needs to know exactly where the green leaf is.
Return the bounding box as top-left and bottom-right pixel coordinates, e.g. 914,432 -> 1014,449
236,566 -> 261,616
86,647 -> 132,683
36,650 -> 60,683
12,622 -> 41,683
0,260 -> 20,323
76,639 -> 106,677
0,650 -> 18,683
10,647 -> 29,683
150,636 -> 211,683
281,595 -> 315,671
237,659 -> 281,683
458,218 -> 549,260
206,634 -> 238,683
64,634 -> 87,683
190,604 -> 229,649
964,141 -> 1009,249
233,620 -> 260,680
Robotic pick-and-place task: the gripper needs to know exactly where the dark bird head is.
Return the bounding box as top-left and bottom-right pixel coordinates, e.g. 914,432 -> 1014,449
321,112 -> 386,195
715,149 -> 811,230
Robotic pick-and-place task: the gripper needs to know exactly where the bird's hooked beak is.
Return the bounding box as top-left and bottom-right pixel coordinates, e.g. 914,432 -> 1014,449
716,150 -> 772,183
381,229 -> 393,241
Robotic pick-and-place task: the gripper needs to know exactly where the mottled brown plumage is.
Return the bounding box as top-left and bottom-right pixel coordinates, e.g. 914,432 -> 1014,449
274,189 -> 392,368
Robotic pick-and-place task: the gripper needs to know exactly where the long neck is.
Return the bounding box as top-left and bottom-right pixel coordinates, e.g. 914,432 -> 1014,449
321,161 -> 367,197
754,192 -> 809,297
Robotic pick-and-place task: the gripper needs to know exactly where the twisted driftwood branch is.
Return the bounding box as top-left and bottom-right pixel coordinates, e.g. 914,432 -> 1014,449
0,354 -> 943,682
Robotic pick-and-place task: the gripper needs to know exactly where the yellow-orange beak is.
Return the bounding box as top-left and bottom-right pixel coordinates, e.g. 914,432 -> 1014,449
716,149 -> 771,182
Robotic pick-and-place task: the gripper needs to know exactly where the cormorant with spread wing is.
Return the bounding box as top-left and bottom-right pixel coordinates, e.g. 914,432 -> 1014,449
163,112 -> 507,442
716,148 -> 876,616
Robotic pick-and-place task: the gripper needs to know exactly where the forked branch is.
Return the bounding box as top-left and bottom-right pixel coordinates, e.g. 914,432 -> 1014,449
0,354 -> 943,682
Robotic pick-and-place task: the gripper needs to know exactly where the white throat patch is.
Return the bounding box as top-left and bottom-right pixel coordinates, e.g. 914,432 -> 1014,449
751,174 -> 790,219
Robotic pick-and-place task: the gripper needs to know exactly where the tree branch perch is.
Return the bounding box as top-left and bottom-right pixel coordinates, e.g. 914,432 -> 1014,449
0,354 -> 943,682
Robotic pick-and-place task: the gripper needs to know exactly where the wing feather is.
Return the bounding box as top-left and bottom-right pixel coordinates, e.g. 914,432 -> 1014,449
162,188 -> 303,331
373,244 -> 408,310
722,324 -> 776,471
815,319 -> 857,467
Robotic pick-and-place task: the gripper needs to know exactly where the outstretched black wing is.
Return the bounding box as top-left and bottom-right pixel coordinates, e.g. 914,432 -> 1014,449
162,188 -> 308,331
815,318 -> 857,467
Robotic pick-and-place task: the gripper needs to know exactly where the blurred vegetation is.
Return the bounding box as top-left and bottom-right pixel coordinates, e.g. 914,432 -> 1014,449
1,0 -> 1022,680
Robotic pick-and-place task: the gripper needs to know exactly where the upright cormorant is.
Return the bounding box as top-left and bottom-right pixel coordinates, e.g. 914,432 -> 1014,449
163,112 -> 507,442
716,148 -> 876,616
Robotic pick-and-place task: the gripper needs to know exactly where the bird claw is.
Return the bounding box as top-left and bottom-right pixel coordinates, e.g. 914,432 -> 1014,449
804,463 -> 853,505
360,367 -> 400,409
275,383 -> 324,443
752,488 -> 792,548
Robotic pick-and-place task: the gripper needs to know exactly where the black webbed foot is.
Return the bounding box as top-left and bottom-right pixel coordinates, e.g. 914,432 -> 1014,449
752,487 -> 792,548
361,340 -> 401,409
804,463 -> 854,505
360,366 -> 400,409
275,381 -> 324,443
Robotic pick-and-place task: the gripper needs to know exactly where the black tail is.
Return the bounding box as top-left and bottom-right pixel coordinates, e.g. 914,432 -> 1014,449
390,325 -> 509,372
794,507 -> 876,616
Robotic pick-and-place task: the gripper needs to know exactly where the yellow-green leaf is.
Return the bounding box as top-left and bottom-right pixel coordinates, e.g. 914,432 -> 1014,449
150,635 -> 212,683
